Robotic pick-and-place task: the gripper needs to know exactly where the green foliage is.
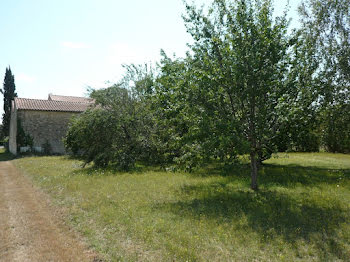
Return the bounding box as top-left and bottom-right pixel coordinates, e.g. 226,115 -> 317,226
268,0 -> 350,154
2,67 -> 17,137
0,124 -> 4,141
320,104 -> 350,153
65,66 -> 159,169
65,0 -> 349,190
271,24 -> 320,152
16,118 -> 33,150
298,0 -> 350,153
153,54 -> 201,169
3,136 -> 9,152
65,108 -> 121,167
273,100 -> 320,152
175,0 -> 292,189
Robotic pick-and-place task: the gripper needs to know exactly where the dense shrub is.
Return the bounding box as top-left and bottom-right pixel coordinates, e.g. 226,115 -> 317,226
65,108 -> 117,167
64,84 -> 159,170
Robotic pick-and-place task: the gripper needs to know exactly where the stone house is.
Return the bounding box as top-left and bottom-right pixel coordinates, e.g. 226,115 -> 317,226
9,94 -> 93,155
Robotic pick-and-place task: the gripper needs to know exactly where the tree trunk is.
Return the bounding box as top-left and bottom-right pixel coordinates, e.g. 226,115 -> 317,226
250,151 -> 258,191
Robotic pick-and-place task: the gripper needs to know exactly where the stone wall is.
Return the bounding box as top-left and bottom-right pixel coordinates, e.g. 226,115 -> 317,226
18,110 -> 79,154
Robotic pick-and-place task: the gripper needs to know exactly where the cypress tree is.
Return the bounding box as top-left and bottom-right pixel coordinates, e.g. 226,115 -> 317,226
2,67 -> 17,136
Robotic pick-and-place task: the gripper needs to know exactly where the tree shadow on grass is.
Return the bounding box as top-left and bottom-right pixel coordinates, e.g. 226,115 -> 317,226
157,184 -> 349,259
192,161 -> 350,188
258,164 -> 350,187
156,161 -> 350,260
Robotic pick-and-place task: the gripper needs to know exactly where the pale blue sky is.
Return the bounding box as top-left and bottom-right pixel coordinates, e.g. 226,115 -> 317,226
0,0 -> 301,106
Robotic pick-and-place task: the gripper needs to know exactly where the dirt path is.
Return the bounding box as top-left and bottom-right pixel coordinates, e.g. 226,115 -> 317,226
0,161 -> 96,262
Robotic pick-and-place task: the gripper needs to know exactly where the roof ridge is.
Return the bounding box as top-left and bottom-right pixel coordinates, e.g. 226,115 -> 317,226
15,97 -> 91,104
49,94 -> 91,98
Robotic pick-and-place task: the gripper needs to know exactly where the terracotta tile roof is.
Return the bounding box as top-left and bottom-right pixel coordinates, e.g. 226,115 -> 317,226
48,94 -> 94,103
15,97 -> 92,112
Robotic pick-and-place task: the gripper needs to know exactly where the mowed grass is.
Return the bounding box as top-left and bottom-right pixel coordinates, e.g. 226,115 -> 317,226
9,152 -> 350,261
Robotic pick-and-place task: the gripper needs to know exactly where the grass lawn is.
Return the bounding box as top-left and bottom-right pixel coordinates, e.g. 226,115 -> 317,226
9,152 -> 350,261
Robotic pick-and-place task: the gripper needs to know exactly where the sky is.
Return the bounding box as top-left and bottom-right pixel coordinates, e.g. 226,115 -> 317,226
0,0 -> 301,108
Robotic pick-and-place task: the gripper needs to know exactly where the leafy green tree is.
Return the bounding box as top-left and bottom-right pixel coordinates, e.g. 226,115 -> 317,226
299,0 -> 350,152
272,27 -> 320,152
2,67 -> 17,136
153,52 -> 200,168
65,64 -> 159,169
319,103 -> 350,153
65,107 -> 120,167
179,0 -> 291,190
